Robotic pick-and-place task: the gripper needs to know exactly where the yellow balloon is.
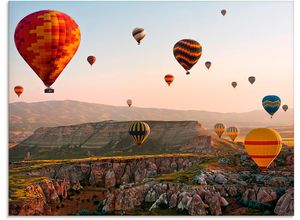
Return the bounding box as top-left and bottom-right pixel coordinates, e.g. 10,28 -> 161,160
244,128 -> 282,172
227,126 -> 239,141
214,123 -> 225,138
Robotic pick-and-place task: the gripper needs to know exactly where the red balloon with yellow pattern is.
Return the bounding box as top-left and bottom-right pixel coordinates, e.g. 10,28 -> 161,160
14,10 -> 81,93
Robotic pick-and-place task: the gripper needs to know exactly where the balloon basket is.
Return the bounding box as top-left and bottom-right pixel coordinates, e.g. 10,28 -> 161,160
44,87 -> 54,93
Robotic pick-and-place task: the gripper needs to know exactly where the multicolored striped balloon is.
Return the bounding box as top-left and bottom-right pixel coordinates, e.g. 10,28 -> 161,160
14,85 -> 24,97
173,39 -> 202,75
132,28 -> 145,45
129,122 -> 150,145
87,56 -> 96,66
262,95 -> 281,118
164,74 -> 174,86
227,126 -> 239,142
244,128 -> 282,173
214,123 -> 225,138
14,10 -> 81,93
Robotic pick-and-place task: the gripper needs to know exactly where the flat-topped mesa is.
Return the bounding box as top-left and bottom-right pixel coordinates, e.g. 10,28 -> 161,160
11,121 -> 212,160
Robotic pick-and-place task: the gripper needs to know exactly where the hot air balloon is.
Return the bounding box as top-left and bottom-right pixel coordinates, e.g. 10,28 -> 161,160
14,85 -> 24,98
173,39 -> 202,75
227,126 -> 239,142
282,104 -> 288,112
14,10 -> 81,93
87,56 -> 96,66
262,95 -> 281,118
214,123 -> 225,138
244,128 -> 282,173
129,121 -> 150,145
132,28 -> 145,45
231,82 -> 237,88
248,76 -> 256,85
221,9 -> 227,16
127,99 -> 133,107
164,74 -> 174,86
205,61 -> 211,70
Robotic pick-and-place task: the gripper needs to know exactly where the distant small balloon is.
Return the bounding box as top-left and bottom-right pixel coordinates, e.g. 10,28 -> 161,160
164,74 -> 174,86
227,126 -> 239,142
205,61 -> 212,70
282,104 -> 288,112
231,82 -> 237,88
214,123 -> 225,138
221,9 -> 227,16
87,56 -> 96,66
127,99 -> 133,107
14,85 -> 24,97
132,28 -> 146,45
248,76 -> 256,84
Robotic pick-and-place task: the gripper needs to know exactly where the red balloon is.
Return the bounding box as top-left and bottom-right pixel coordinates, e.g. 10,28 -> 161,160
14,10 -> 81,92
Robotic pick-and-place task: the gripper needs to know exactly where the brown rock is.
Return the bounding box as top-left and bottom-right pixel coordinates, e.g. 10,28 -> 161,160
105,170 -> 116,188
274,188 -> 294,216
188,194 -> 206,215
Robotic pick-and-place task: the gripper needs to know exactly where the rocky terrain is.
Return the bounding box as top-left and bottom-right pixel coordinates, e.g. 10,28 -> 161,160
9,120 -> 218,161
9,148 -> 294,216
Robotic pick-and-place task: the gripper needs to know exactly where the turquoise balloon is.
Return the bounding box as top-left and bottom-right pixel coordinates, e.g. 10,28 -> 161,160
262,95 -> 281,118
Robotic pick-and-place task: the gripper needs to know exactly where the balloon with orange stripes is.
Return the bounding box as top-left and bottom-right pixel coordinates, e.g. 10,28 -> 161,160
164,74 -> 174,86
244,128 -> 282,173
173,39 -> 202,75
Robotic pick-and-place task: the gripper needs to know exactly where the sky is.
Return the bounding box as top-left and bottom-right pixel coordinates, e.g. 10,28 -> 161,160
8,1 -> 293,113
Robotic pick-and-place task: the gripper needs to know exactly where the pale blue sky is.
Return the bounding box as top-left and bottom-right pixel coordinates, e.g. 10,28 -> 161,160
9,1 -> 293,112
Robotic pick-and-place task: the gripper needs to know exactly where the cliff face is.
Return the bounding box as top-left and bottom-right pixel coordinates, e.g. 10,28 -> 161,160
10,121 -> 213,161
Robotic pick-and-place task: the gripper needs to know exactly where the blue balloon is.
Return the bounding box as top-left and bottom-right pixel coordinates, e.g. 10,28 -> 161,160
262,95 -> 281,118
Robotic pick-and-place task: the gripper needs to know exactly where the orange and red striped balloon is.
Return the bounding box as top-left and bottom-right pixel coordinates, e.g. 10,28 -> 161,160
173,39 -> 202,75
14,85 -> 24,97
14,10 -> 81,92
164,74 -> 174,86
244,128 -> 282,173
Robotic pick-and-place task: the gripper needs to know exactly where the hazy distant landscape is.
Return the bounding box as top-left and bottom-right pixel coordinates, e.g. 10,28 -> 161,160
9,100 -> 293,134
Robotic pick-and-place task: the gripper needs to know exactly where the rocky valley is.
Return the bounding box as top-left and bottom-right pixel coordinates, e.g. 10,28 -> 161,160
9,149 -> 294,216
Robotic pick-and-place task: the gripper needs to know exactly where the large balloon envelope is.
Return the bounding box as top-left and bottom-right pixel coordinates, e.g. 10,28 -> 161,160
244,128 -> 282,173
14,85 -> 24,97
87,56 -> 96,66
129,121 -> 150,145
164,74 -> 174,86
282,104 -> 288,112
14,10 -> 81,93
173,39 -> 202,75
227,126 -> 239,142
132,28 -> 145,45
214,123 -> 225,138
262,95 -> 281,118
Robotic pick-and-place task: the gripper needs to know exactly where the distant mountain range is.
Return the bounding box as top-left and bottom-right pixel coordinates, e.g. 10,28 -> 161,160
9,100 -> 293,133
